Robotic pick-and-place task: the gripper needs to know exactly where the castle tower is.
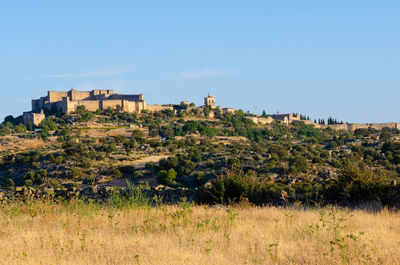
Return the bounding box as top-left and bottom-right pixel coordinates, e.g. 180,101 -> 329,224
204,93 -> 216,108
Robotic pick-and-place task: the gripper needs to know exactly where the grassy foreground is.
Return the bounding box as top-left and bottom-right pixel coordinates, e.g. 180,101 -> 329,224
0,200 -> 399,265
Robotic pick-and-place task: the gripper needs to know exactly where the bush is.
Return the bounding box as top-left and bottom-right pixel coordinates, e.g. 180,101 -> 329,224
76,105 -> 95,122
289,156 -> 308,174
177,160 -> 195,175
14,124 -> 26,133
24,179 -> 33,187
145,161 -> 155,169
0,125 -> 11,136
112,169 -> 122,178
157,169 -> 177,186
132,170 -> 144,179
199,171 -> 286,205
70,168 -> 81,179
6,178 -> 14,189
195,172 -> 205,184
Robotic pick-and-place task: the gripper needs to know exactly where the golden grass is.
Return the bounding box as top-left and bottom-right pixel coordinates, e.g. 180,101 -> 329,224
0,201 -> 399,265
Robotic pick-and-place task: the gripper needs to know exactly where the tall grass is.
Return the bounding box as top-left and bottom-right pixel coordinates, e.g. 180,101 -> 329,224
108,181 -> 159,209
0,200 -> 398,264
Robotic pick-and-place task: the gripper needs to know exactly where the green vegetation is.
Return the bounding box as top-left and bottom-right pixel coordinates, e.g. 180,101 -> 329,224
1,107 -> 400,207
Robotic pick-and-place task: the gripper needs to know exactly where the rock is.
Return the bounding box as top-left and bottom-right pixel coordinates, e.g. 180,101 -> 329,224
210,204 -> 227,210
203,181 -> 213,189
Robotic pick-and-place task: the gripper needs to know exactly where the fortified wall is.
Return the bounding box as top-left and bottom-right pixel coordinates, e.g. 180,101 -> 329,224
315,122 -> 400,131
248,116 -> 275,125
31,89 -> 146,114
22,111 -> 46,127
24,89 -> 170,127
249,113 -> 300,126
249,113 -> 399,132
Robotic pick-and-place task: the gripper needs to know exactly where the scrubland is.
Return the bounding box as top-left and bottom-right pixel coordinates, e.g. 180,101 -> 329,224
0,200 -> 399,265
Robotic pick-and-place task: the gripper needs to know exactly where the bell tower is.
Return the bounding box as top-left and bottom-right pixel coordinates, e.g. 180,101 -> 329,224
204,93 -> 216,108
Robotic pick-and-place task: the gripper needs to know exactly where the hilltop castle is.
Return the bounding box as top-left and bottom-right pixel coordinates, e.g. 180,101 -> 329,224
32,89 -> 146,114
22,90 -> 399,132
24,89 -> 171,126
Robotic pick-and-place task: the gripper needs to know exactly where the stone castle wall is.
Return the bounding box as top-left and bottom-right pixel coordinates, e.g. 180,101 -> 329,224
222,108 -> 237,114
66,100 -> 101,113
30,89 -> 150,116
100,99 -> 123,110
146,105 -> 173,112
313,122 -> 399,131
23,112 -> 46,127
248,116 -> 274,125
48,91 -> 68,102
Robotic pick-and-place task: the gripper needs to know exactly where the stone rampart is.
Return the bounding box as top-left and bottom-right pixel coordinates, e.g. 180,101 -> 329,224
248,116 -> 274,125
48,91 -> 68,102
101,100 -> 123,110
66,100 -> 101,113
222,108 -> 237,114
146,105 -> 173,112
311,122 -> 399,131
31,89 -> 147,115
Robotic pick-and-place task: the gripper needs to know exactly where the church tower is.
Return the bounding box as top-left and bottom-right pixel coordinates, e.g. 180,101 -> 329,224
204,93 -> 216,108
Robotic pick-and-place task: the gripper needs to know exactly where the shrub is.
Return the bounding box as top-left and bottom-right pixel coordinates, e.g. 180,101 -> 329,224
132,170 -> 144,179
177,160 -> 195,175
70,168 -> 81,179
14,124 -> 26,133
112,169 -> 122,178
200,171 -> 286,205
0,125 -> 11,136
145,161 -> 155,169
6,178 -> 14,189
24,179 -> 33,187
157,169 -> 177,186
288,156 -> 308,173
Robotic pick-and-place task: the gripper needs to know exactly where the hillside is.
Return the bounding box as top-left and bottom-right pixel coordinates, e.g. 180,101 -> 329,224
1,106 -> 400,207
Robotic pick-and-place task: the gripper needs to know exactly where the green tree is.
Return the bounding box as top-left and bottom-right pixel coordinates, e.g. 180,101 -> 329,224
157,169 -> 177,185
14,124 -> 26,133
289,156 -> 308,173
3,115 -> 15,125
76,105 -> 95,122
0,125 -> 11,136
262,110 -> 267,117
160,126 -> 175,139
204,106 -> 211,118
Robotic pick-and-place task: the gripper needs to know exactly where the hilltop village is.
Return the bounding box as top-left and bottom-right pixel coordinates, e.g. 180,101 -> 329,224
23,88 -> 399,131
1,87 -> 400,209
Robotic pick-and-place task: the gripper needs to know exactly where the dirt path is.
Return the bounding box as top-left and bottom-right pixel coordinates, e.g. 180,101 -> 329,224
98,155 -> 169,188
130,155 -> 169,169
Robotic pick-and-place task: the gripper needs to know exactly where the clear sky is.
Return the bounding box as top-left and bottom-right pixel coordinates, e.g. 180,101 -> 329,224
0,1 -> 399,123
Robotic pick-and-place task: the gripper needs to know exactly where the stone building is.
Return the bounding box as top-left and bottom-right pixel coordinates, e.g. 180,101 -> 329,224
23,110 -> 46,127
270,112 -> 301,125
201,94 -> 237,115
204,93 -> 216,108
24,89 -> 172,127
32,89 -> 147,114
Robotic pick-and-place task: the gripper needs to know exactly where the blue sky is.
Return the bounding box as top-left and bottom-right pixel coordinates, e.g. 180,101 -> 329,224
0,1 -> 399,123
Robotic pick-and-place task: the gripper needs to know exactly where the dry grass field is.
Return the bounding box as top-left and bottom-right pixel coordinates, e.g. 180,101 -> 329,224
0,200 -> 399,265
